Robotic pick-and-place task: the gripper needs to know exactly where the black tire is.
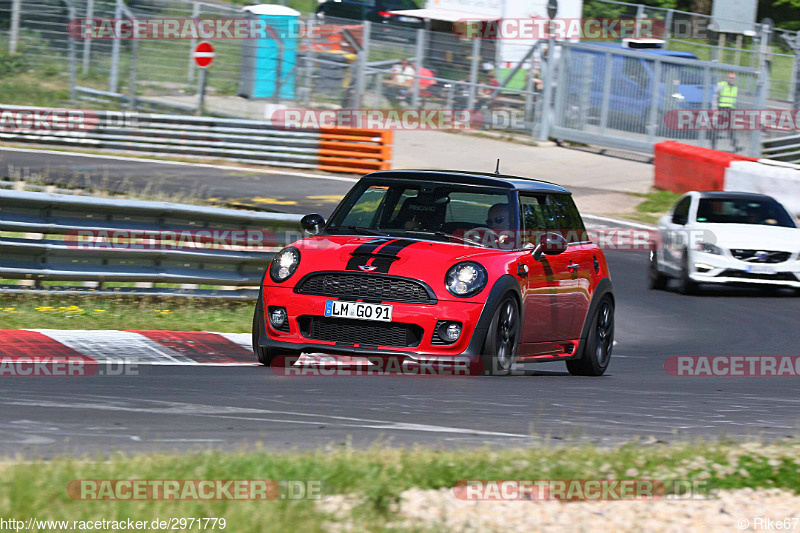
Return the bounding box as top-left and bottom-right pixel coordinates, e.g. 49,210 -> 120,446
648,250 -> 668,290
678,250 -> 698,295
567,296 -> 614,376
480,295 -> 521,376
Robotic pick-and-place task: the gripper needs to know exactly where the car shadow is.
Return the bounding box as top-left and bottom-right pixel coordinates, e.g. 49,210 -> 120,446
663,282 -> 798,298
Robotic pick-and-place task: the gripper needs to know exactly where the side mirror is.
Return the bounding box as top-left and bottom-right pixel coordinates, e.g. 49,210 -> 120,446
301,213 -> 325,235
531,232 -> 568,261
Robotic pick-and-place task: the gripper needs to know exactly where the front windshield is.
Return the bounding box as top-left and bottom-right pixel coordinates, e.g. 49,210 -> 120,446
696,198 -> 796,228
327,181 -> 516,244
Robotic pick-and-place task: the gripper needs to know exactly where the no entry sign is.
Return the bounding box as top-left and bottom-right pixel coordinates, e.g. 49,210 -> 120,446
193,41 -> 215,68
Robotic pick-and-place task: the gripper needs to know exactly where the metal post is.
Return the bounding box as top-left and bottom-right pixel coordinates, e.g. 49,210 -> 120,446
635,4 -> 645,38
187,1 -> 200,82
646,59 -> 662,142
781,32 -> 800,109
375,71 -> 383,106
751,23 -> 770,157
197,68 -> 208,115
128,38 -> 138,109
9,0 -> 20,54
734,33 -> 742,66
664,9 -> 673,41
65,0 -> 76,102
109,0 -> 123,93
598,51 -> 613,134
524,66 -> 533,122
716,33 -> 726,63
82,0 -> 94,74
467,38 -> 480,110
353,20 -> 370,110
411,28 -> 425,109
538,28 -> 556,141
699,64 -> 712,146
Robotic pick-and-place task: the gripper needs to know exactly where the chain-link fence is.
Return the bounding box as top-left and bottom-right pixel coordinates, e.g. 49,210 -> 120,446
0,0 -> 787,156
587,0 -> 796,102
552,41 -> 765,155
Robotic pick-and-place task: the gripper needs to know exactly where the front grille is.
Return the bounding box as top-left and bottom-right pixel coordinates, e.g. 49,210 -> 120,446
298,316 -> 423,347
719,269 -> 798,282
731,249 -> 792,264
294,272 -> 434,304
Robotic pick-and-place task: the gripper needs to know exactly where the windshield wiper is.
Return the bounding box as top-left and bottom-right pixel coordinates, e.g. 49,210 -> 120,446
329,225 -> 390,237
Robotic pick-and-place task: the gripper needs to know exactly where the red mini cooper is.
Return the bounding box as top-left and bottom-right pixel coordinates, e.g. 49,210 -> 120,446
253,170 -> 614,376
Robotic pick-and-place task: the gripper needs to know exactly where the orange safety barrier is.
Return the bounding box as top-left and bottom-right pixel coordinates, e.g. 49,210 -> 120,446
317,128 -> 393,174
654,141 -> 757,194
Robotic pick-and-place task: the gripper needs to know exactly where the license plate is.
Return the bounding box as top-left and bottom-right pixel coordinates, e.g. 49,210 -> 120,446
745,265 -> 775,274
397,16 -> 418,22
324,300 -> 393,322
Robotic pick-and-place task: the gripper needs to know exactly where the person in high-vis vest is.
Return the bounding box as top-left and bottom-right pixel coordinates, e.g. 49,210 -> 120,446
711,72 -> 740,151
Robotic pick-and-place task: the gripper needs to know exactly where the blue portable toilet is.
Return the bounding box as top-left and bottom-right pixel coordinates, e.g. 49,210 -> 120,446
239,5 -> 300,100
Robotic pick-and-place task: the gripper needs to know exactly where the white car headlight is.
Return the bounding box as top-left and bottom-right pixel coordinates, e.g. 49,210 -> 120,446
695,241 -> 722,255
269,247 -> 301,283
445,262 -> 487,297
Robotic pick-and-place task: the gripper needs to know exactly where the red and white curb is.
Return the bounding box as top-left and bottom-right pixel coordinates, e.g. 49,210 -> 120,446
0,329 -> 257,366
0,329 -> 368,367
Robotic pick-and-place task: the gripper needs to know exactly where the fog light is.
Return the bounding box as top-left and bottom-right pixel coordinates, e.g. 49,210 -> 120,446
695,263 -> 713,272
269,307 -> 287,328
445,323 -> 462,341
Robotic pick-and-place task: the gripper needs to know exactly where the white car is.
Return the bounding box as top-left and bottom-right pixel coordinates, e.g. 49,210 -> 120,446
650,191 -> 800,294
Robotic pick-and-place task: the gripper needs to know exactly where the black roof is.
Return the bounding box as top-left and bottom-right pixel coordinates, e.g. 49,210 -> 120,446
362,170 -> 572,194
697,191 -> 777,201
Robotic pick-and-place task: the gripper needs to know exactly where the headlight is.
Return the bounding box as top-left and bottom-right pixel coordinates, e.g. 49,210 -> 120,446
445,261 -> 487,297
695,241 -> 722,255
269,247 -> 301,283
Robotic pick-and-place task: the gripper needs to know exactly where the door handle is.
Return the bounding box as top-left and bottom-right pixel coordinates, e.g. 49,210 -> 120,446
567,263 -> 580,272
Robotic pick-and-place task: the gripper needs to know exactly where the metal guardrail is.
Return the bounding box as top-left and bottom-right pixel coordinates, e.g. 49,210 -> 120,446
0,189 -> 303,299
0,105 -> 393,174
761,134 -> 800,163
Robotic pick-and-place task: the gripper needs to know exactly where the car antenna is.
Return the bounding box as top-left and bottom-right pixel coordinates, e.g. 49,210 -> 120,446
494,159 -> 500,175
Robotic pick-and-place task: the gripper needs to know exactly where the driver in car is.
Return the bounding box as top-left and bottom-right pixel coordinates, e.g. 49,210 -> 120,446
486,203 -> 513,247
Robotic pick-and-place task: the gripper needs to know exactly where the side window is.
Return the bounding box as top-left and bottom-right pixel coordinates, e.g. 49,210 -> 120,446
519,194 -> 549,246
548,194 -> 587,243
672,196 -> 691,225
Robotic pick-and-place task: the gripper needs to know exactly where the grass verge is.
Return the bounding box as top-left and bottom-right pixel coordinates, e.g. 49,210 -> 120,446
626,189 -> 683,225
0,294 -> 253,332
2,440 -> 800,531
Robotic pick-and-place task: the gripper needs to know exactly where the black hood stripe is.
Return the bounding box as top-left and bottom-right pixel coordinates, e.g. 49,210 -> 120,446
345,238 -> 418,273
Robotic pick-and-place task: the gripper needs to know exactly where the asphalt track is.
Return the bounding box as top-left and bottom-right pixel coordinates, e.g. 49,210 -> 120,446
0,148 -> 799,457
0,147 -> 357,215
1,250 -> 799,457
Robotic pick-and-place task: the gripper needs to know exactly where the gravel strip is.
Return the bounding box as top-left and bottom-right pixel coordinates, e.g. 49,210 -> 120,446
320,488 -> 800,532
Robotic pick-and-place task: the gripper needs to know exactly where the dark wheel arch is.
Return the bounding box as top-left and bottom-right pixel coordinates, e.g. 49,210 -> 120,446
462,274 -> 523,357
577,277 -> 614,347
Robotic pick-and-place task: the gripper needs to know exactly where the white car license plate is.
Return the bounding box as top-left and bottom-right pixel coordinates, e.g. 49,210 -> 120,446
397,16 -> 418,22
745,265 -> 775,274
325,300 -> 393,322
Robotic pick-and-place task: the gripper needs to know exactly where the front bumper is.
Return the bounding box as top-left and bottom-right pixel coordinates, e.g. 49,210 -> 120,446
689,252 -> 800,288
258,286 -> 488,361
